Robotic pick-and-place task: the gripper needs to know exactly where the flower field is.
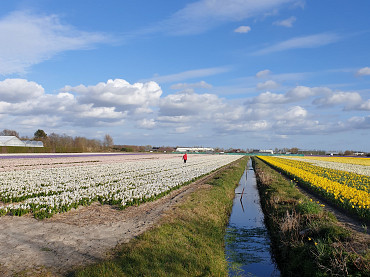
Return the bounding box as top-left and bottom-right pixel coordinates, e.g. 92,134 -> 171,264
257,156 -> 370,220
0,154 -> 241,218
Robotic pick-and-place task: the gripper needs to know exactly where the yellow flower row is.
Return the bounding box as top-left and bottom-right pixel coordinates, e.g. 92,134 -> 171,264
258,156 -> 370,219
279,156 -> 369,192
286,156 -> 370,166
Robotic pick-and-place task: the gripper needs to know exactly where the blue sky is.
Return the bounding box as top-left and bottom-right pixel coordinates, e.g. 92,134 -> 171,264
0,0 -> 369,151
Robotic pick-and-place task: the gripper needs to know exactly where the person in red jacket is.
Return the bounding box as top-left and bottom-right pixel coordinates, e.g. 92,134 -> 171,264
183,153 -> 187,163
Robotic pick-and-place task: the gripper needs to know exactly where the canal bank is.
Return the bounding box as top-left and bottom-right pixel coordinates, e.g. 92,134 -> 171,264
226,159 -> 280,276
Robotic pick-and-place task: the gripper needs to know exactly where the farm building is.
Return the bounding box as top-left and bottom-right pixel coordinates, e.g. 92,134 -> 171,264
252,149 -> 274,154
176,147 -> 214,153
0,136 -> 44,147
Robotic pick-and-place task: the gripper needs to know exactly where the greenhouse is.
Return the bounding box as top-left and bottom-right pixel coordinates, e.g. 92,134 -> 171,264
0,136 -> 44,147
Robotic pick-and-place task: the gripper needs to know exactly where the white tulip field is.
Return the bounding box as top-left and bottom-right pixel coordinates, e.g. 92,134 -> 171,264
0,154 -> 241,218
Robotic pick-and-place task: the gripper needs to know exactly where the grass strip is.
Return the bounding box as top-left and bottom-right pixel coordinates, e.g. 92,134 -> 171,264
72,157 -> 248,277
253,157 -> 369,277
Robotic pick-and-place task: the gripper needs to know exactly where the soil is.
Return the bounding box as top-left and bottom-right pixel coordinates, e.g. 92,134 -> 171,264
0,153 -> 229,277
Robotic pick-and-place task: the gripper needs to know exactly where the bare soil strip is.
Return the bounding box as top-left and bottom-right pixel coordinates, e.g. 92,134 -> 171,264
0,156 -> 230,277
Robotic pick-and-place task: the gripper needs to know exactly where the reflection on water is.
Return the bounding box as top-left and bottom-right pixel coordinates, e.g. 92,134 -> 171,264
226,160 -> 280,277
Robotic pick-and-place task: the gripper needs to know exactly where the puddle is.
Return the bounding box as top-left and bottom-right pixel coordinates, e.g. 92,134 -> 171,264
225,160 -> 280,276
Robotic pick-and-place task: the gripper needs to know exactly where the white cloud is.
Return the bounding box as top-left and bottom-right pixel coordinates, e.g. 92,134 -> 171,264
340,116 -> 370,130
256,69 -> 271,78
279,106 -> 307,120
234,25 -> 251,33
0,78 -> 44,102
286,86 -> 327,99
62,79 -> 162,111
137,118 -> 157,129
0,77 -> 368,149
170,81 -> 212,90
273,16 -> 296,27
313,92 -> 363,107
145,67 -> 230,83
222,120 -> 270,132
146,0 -> 300,35
78,106 -> 123,119
356,67 -> 370,76
253,33 -> 341,55
0,11 -> 109,75
159,90 -> 224,117
250,86 -> 331,105
175,126 -> 191,133
257,80 -> 280,90
359,100 -> 370,111
251,91 -> 287,104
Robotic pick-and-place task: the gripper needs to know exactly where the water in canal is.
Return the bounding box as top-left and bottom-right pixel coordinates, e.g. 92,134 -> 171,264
225,160 -> 280,276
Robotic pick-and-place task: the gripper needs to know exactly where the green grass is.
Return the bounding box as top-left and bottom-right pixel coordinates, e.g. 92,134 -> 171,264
253,157 -> 369,277
72,157 -> 248,277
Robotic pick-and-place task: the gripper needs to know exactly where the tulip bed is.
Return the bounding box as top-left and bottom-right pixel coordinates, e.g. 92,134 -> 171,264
0,154 -> 241,218
257,156 -> 370,220
280,155 -> 370,176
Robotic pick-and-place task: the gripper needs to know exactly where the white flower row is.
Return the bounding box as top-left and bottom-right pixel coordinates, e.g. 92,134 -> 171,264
280,156 -> 370,176
0,155 -> 241,216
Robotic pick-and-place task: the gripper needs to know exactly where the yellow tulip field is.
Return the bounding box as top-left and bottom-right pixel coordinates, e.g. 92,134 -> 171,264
258,156 -> 370,220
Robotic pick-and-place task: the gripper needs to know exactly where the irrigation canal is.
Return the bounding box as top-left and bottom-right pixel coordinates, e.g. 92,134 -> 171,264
225,159 -> 280,276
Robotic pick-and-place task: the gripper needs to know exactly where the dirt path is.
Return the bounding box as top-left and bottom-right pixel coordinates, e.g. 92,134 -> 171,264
294,183 -> 369,235
0,162 -> 229,277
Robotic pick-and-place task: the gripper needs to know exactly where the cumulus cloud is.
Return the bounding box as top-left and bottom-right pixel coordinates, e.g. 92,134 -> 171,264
137,118 -> 157,129
359,100 -> 370,111
78,106 -> 123,119
253,33 -> 341,55
356,67 -> 370,76
62,79 -> 162,112
251,91 -> 287,104
170,81 -> 212,90
250,86 -> 330,105
0,79 -> 44,102
346,116 -> 370,129
0,78 -> 162,129
0,11 -> 109,75
223,120 -> 269,132
286,86 -> 328,99
0,77 -> 368,146
273,16 -> 296,27
277,106 -> 307,120
256,69 -> 272,78
257,80 -> 280,90
159,90 -> 224,117
234,25 -> 251,33
313,91 -> 363,108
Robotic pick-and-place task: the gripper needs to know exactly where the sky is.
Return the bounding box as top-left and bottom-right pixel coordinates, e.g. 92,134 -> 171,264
0,0 -> 369,152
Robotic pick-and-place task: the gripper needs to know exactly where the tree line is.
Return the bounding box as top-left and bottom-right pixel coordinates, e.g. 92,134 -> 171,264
1,129 -> 114,153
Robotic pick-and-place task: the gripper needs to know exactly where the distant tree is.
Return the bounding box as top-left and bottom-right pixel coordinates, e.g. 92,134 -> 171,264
214,147 -> 225,153
34,129 -> 47,140
0,129 -> 19,137
344,150 -> 353,156
103,134 -> 114,148
290,147 -> 299,154
144,145 -> 153,152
